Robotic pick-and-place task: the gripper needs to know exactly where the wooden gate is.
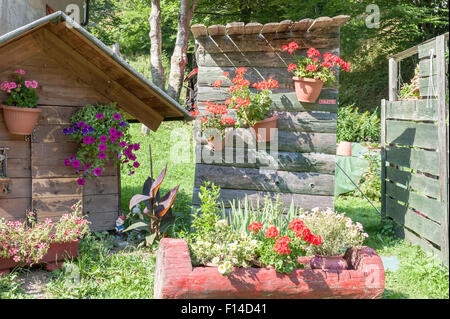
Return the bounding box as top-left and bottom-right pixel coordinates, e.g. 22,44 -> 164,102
381,33 -> 449,266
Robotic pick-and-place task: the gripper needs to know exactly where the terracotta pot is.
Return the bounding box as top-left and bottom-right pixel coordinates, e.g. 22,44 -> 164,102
250,114 -> 279,142
310,254 -> 348,270
336,141 -> 352,156
292,77 -> 324,103
0,241 -> 79,275
1,105 -> 42,135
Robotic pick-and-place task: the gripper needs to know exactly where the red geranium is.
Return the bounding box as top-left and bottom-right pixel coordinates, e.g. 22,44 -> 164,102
248,221 -> 263,234
265,226 -> 279,239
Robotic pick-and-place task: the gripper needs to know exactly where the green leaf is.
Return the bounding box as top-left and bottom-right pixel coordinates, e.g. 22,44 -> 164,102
124,221 -> 149,232
145,233 -> 157,246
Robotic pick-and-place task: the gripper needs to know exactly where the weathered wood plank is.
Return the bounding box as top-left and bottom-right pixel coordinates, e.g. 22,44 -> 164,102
34,124 -> 74,143
0,178 -> 31,199
197,87 -> 338,113
31,141 -> 77,160
196,146 -> 336,174
386,182 -> 441,223
309,17 -> 334,30
5,158 -> 31,178
381,99 -> 387,217
0,140 -> 30,159
418,40 -> 437,59
0,123 -> 26,141
191,24 -> 208,37
386,120 -> 438,149
276,111 -> 337,133
192,187 -> 334,210
402,226 -> 442,260
37,105 -> 80,125
244,22 -> 263,35
386,196 -> 441,245
83,194 -> 119,213
31,162 -> 118,179
194,164 -> 335,195
386,166 -> 441,199
290,19 -> 313,31
389,58 -> 398,101
419,58 -> 438,77
86,211 -> 118,232
0,198 -> 30,219
32,178 -> 81,198
226,22 -> 245,35
197,48 -> 340,68
32,195 -> 82,217
207,24 -> 226,36
83,175 -> 120,196
276,20 -> 292,33
385,99 -> 438,121
260,22 -> 280,34
386,145 -> 440,176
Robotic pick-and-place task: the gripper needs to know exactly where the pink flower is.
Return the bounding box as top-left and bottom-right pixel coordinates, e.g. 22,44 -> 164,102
13,256 -> 21,263
64,159 -> 70,166
14,69 -> 25,75
119,141 -> 127,148
72,159 -> 81,168
99,135 -> 108,143
109,128 -> 117,135
98,152 -> 107,159
98,144 -> 107,151
133,162 -> 140,168
113,113 -> 121,120
96,113 -> 104,119
31,81 -> 38,89
109,135 -> 117,143
133,144 -> 140,151
93,167 -> 102,176
77,178 -> 85,186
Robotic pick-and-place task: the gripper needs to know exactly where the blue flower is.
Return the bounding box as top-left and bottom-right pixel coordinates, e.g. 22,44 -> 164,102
119,121 -> 127,127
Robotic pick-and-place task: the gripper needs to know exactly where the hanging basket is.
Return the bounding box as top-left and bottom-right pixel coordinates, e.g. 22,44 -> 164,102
1,105 -> 42,135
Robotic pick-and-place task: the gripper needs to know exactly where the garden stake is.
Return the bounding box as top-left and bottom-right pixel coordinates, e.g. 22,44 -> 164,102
335,161 -> 381,216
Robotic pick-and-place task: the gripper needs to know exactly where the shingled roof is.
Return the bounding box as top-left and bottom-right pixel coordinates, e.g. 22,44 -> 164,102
0,11 -> 193,131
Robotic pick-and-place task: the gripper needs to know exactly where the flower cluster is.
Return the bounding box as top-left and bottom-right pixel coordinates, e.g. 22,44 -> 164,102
0,69 -> 39,108
283,42 -> 351,85
195,100 -> 236,142
62,103 -> 140,185
221,68 -> 278,126
298,207 -> 368,256
189,219 -> 259,276
0,201 -> 89,265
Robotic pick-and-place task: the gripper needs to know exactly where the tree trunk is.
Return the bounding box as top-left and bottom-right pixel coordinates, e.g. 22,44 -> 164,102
166,0 -> 199,101
149,0 -> 166,90
145,0 -> 166,135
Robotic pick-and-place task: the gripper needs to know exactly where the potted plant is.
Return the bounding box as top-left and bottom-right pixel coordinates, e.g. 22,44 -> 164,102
298,207 -> 369,270
282,43 -> 351,103
0,202 -> 90,274
192,101 -> 236,151
62,103 -> 141,186
0,69 -> 41,135
214,68 -> 279,142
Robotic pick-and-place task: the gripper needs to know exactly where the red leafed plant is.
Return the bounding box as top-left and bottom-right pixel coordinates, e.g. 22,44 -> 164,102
125,164 -> 180,246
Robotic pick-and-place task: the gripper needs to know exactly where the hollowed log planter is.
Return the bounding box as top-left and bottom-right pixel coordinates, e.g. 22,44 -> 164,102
0,240 -> 79,275
154,238 -> 385,299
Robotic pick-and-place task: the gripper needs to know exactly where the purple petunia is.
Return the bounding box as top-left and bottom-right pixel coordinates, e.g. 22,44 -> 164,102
129,154 -> 136,161
70,155 -> 76,160
93,168 -> 102,176
129,171 -> 135,176
113,113 -> 121,120
133,144 -> 140,151
85,163 -> 91,169
99,135 -> 108,143
119,141 -> 127,148
116,131 -> 123,138
98,152 -> 107,159
109,135 -> 117,143
96,114 -> 104,120
133,161 -> 140,168
64,159 -> 70,166
83,136 -> 95,144
77,178 -> 86,186
72,159 -> 81,168
119,121 -> 127,127
109,128 -> 117,136
98,144 -> 107,151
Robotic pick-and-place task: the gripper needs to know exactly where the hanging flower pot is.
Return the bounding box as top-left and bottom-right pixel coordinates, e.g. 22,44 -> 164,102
1,105 -> 42,135
250,114 -> 279,142
292,77 -> 324,103
1,69 -> 41,135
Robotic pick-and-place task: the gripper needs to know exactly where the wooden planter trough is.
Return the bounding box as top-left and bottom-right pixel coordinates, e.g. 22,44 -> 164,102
0,240 -> 79,275
154,238 -> 385,299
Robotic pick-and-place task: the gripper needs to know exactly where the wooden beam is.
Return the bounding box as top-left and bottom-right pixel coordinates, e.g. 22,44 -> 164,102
36,27 -> 163,131
388,58 -> 398,101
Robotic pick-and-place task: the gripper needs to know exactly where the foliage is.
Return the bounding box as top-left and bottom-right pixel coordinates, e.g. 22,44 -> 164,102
0,202 -> 90,265
356,149 -> 381,201
299,207 -> 368,256
284,45 -> 351,85
0,69 -> 39,108
0,273 -> 28,299
62,103 -> 140,186
193,102 -> 235,140
337,104 -> 381,142
125,165 -> 180,246
217,68 -> 278,126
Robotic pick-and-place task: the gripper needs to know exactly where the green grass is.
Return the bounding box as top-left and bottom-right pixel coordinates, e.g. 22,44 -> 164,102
336,196 -> 449,299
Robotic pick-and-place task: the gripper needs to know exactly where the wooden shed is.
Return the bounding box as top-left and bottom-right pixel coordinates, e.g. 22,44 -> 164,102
0,11 -> 192,231
190,17 -> 349,211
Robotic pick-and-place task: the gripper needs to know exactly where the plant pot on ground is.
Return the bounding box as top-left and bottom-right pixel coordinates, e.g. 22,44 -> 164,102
336,141 -> 352,156
283,44 -> 351,103
1,69 -> 41,135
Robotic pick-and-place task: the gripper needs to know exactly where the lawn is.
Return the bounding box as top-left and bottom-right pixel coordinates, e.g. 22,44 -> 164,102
1,122 -> 448,299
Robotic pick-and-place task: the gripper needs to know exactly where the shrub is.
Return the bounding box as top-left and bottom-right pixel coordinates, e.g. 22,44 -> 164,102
337,104 -> 380,143
299,208 -> 368,256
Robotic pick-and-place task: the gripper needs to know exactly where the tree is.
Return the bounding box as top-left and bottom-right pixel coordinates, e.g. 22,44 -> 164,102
166,0 -> 200,100
149,0 -> 166,90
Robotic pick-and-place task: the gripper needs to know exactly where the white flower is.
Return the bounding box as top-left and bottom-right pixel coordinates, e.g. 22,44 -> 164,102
215,219 -> 228,228
197,240 -> 203,245
241,232 -> 248,239
218,264 -> 227,275
212,257 -> 220,264
231,233 -> 237,239
245,254 -> 253,261
213,244 -> 220,250
229,242 -> 237,251
204,242 -> 211,248
224,261 -> 232,269
362,232 -> 369,238
250,239 -> 258,247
